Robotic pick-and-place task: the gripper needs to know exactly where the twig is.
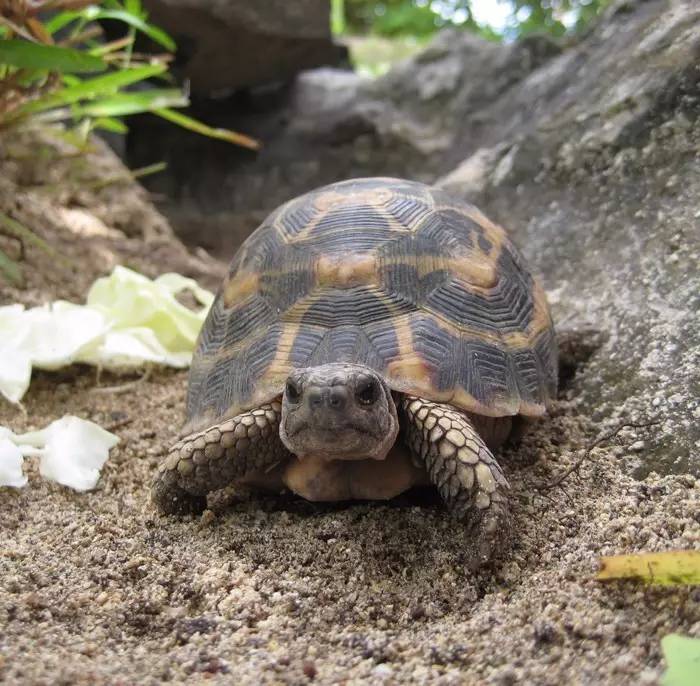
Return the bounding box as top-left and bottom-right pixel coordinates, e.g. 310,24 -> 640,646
538,420 -> 661,491
90,367 -> 152,395
88,161 -> 167,191
105,416 -> 134,432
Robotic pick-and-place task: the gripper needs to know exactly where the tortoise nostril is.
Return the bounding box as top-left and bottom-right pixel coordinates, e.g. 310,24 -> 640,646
328,386 -> 348,409
307,387 -> 323,409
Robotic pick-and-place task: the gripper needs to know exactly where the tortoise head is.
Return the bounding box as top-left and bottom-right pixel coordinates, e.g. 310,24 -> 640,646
279,363 -> 399,461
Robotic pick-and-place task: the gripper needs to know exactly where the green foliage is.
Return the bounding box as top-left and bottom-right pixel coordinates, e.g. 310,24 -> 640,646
0,39 -> 105,72
0,0 -> 258,148
662,635 -> 700,686
344,0 -> 476,38
0,0 -> 258,287
338,0 -> 608,40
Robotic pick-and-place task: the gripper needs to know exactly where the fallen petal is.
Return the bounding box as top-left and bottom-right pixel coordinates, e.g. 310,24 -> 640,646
16,416 -> 119,492
0,438 -> 28,488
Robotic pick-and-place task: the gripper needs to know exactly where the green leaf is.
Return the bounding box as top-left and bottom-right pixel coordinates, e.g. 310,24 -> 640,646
0,40 -> 106,73
154,108 -> 260,150
124,0 -> 145,18
0,245 -> 23,287
662,635 -> 700,686
18,64 -> 167,116
597,551 -> 700,585
81,7 -> 176,51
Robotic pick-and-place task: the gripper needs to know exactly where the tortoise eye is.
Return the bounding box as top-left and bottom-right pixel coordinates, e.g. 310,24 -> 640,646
285,380 -> 301,403
356,379 -> 378,406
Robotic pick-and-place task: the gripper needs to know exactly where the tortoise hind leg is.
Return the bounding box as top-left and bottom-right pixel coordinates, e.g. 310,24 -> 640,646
400,396 -> 511,565
152,401 -> 290,515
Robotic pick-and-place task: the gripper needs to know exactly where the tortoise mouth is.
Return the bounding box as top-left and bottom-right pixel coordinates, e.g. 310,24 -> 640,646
288,422 -> 389,461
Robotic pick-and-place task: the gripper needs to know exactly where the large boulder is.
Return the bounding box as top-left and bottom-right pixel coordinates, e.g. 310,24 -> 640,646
436,0 -> 700,477
128,0 -> 699,476
142,0 -> 344,94
127,30 -> 560,253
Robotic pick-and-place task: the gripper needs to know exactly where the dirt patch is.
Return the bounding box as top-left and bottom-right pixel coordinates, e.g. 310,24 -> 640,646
0,135 -> 698,685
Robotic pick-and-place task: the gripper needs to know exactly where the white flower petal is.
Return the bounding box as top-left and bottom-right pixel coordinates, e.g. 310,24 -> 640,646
0,438 -> 27,488
16,416 -> 119,492
1,267 -> 213,402
0,346 -> 32,404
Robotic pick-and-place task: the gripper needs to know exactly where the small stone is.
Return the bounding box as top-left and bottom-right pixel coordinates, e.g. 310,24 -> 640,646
630,440 -> 646,452
372,664 -> 393,679
199,509 -> 216,527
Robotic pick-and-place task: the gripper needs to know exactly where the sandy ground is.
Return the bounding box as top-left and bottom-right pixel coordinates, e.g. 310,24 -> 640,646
1,135 -> 699,685
0,367 -> 698,685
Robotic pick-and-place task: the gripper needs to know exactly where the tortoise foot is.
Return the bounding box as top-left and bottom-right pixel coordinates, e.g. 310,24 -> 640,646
152,466 -> 207,515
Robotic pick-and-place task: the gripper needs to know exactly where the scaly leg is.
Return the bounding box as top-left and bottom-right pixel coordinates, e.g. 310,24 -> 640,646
401,396 -> 511,564
152,401 -> 290,515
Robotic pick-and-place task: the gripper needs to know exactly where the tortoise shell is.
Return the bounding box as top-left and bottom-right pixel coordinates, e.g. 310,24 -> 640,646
184,177 -> 557,435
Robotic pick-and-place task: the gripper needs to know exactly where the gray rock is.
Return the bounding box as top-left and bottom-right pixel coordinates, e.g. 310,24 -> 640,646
435,0 -> 700,476
127,30 -> 558,253
142,0 -> 344,93
128,0 -> 699,475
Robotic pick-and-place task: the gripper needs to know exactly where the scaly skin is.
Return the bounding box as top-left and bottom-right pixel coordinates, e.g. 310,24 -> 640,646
401,396 -> 511,563
151,401 -> 290,514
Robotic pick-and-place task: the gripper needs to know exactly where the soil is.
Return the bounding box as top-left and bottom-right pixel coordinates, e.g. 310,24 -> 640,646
0,135 -> 698,685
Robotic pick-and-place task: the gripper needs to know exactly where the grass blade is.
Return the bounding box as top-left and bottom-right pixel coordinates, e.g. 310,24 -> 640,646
0,245 -> 23,286
81,7 -> 176,51
89,161 -> 167,190
154,108 -> 260,150
0,212 -> 57,258
71,89 -> 187,117
0,40 -> 106,73
17,64 -> 167,116
92,116 -> 129,134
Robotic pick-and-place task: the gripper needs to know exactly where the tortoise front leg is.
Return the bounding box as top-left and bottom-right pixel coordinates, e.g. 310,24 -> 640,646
400,396 -> 511,564
152,401 -> 290,515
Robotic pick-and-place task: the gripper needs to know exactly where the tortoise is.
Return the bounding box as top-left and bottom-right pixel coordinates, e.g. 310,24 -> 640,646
152,177 -> 557,560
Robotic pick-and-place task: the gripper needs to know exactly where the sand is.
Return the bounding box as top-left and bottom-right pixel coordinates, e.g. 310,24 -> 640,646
1,135 -> 698,686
